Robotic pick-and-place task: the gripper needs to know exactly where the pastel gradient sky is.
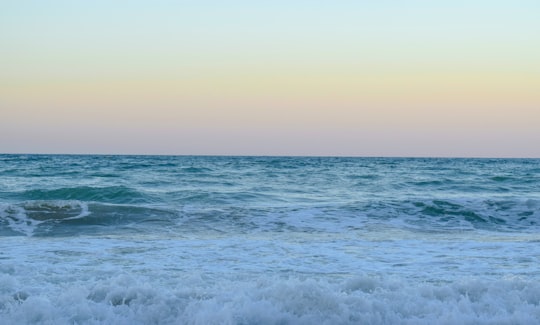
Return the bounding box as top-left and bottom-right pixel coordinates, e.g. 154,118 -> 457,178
1,1 -> 539,157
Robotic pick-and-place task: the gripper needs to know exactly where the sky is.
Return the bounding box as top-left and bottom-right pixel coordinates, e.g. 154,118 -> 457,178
1,0 -> 539,157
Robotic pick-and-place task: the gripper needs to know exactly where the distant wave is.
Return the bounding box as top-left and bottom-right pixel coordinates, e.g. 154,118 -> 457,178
19,186 -> 151,204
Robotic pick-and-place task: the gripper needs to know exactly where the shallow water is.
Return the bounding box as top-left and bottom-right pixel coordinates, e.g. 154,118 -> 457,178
1,155 -> 539,324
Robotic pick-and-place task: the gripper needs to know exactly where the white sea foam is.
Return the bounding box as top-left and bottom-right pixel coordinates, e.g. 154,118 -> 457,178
1,272 -> 539,324
1,230 -> 540,324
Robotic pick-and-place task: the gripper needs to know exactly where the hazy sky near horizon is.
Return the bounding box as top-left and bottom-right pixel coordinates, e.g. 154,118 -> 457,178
1,1 -> 539,157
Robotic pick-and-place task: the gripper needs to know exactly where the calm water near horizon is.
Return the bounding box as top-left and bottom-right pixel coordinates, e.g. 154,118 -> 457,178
1,154 -> 540,324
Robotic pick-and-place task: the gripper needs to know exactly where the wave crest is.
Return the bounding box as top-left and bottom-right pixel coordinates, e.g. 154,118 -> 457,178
0,201 -> 89,236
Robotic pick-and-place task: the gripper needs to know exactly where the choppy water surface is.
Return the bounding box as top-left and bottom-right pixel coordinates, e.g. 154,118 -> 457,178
1,155 -> 539,324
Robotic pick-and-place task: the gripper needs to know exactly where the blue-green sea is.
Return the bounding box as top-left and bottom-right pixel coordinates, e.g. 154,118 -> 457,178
1,155 -> 539,324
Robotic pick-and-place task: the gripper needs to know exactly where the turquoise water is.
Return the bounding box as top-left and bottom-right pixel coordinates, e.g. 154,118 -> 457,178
1,155 -> 540,324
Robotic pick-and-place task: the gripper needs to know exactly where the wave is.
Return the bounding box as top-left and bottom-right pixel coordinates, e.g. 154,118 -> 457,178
0,201 -> 89,236
1,196 -> 539,237
0,273 -> 539,324
397,198 -> 540,231
0,201 -> 177,237
177,197 -> 540,235
257,198 -> 540,234
19,186 -> 151,204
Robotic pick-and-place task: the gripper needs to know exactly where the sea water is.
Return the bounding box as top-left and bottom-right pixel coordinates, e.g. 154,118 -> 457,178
0,155 -> 539,324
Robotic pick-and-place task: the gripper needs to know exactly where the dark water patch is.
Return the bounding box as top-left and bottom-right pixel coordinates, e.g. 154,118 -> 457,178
461,210 -> 488,223
347,174 -> 379,181
488,216 -> 507,224
89,172 -> 121,178
180,166 -> 213,173
491,176 -> 514,182
411,180 -> 447,186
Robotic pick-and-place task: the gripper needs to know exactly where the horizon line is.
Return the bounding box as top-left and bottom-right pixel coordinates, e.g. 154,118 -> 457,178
1,152 -> 539,160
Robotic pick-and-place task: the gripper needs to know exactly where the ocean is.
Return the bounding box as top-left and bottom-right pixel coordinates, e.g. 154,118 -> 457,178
0,154 -> 539,324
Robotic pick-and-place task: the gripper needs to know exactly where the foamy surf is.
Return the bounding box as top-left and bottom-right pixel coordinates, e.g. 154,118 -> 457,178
1,272 -> 539,325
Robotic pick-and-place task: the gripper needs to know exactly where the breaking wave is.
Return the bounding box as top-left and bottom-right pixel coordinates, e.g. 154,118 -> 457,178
0,201 -> 177,237
0,273 -> 539,324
